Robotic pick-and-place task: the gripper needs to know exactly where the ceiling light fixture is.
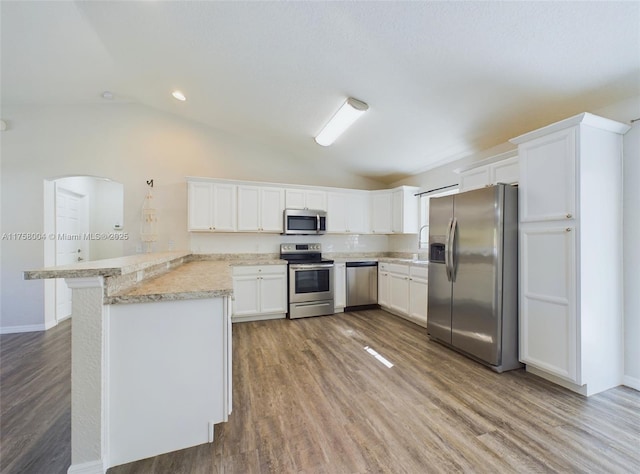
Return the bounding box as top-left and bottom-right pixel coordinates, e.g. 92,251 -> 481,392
172,90 -> 186,101
315,97 -> 369,146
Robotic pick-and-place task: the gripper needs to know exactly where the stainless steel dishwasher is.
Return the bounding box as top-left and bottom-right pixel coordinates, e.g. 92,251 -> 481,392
345,261 -> 378,310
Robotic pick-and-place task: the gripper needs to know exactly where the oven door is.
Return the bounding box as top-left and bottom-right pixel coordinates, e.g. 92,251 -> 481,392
289,263 -> 334,303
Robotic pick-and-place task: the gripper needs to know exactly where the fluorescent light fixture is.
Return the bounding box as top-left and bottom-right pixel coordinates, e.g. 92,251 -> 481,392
315,97 -> 369,146
172,90 -> 186,101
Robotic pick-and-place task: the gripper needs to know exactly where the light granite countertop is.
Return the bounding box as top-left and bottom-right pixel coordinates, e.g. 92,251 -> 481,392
24,251 -> 190,280
24,251 -> 288,305
106,261 -> 234,304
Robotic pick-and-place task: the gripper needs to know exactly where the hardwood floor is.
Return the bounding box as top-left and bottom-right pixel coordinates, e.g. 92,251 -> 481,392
0,319 -> 71,474
1,310 -> 639,473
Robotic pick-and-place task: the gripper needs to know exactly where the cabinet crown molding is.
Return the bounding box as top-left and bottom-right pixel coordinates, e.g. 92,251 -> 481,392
510,112 -> 631,145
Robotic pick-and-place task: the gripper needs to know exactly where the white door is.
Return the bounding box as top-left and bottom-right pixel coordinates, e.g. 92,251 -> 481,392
55,187 -> 87,321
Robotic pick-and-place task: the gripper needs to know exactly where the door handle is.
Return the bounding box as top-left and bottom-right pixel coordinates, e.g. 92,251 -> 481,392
449,218 -> 458,282
444,218 -> 453,282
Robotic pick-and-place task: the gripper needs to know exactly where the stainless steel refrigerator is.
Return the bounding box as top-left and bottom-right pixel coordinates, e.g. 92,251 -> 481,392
427,184 -> 521,372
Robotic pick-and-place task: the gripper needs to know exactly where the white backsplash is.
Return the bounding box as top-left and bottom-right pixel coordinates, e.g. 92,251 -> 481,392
190,232 -> 389,255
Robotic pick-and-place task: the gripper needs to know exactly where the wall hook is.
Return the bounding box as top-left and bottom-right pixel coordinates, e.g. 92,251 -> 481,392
146,179 -> 154,188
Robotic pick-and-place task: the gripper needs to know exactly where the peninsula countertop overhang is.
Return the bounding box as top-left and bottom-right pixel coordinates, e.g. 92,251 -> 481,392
24,251 -> 288,304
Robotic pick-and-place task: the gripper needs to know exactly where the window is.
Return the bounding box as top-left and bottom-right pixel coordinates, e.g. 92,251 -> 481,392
417,186 -> 459,249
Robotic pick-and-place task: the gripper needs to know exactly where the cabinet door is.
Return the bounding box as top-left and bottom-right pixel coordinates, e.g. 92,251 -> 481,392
334,263 -> 346,309
389,272 -> 410,315
520,224 -> 577,382
326,192 -> 347,232
259,273 -> 287,314
188,182 -> 214,230
370,191 -> 392,233
232,276 -> 260,316
346,192 -> 369,233
285,189 -> 307,209
378,269 -> 389,307
305,190 -> 327,211
409,278 -> 428,325
237,185 -> 261,231
212,183 -> 237,231
519,128 -> 576,223
260,188 -> 284,232
392,189 -> 404,234
459,167 -> 491,192
492,156 -> 519,185
392,187 -> 419,234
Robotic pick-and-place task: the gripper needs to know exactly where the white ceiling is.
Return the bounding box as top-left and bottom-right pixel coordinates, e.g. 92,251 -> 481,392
2,1 -> 639,184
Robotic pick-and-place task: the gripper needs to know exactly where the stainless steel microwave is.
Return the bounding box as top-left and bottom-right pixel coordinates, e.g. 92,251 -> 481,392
283,209 -> 327,235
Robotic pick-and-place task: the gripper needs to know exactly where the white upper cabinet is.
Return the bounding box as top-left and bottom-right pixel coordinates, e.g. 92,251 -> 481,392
371,187 -> 419,234
492,156 -> 520,185
518,128 -> 576,223
327,191 -> 369,233
370,191 -> 393,234
188,181 -> 237,232
458,152 -> 519,192
392,186 -> 419,234
237,185 -> 284,233
285,189 -> 327,211
459,167 -> 491,192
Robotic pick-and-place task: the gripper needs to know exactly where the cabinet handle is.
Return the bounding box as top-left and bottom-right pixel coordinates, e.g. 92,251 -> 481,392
566,228 -> 572,232
566,213 -> 572,219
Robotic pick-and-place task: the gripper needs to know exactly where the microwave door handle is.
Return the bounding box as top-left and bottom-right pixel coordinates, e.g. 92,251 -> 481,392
317,213 -> 320,232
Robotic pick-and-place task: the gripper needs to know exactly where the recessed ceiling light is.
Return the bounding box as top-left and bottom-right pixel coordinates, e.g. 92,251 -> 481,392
172,90 -> 186,101
101,91 -> 114,100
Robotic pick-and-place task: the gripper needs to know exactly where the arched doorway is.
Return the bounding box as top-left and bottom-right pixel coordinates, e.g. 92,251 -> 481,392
43,176 -> 124,326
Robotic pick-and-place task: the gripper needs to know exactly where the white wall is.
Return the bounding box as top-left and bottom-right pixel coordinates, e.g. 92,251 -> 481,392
0,103 -> 383,331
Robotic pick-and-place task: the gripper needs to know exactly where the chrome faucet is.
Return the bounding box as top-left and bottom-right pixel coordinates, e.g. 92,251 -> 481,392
417,224 -> 429,250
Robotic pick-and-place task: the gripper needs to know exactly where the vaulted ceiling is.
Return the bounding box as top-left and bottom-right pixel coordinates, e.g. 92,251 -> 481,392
2,1 -> 638,184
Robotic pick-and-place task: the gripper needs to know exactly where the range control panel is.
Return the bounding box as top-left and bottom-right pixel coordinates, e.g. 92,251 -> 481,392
280,243 -> 321,254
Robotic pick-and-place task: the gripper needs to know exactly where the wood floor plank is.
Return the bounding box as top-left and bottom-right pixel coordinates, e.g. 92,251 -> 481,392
2,310 -> 639,474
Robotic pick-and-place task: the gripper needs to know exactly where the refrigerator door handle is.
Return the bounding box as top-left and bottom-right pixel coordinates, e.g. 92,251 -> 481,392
444,218 -> 454,281
449,218 -> 458,282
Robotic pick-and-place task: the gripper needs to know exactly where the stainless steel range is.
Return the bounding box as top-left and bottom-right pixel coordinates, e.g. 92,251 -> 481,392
280,243 -> 334,319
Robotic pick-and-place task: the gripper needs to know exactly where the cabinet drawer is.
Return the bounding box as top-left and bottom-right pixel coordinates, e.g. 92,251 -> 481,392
232,265 -> 286,276
410,265 -> 428,280
387,263 -> 410,275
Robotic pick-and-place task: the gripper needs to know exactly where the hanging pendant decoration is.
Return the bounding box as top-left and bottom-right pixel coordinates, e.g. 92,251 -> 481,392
140,180 -> 157,253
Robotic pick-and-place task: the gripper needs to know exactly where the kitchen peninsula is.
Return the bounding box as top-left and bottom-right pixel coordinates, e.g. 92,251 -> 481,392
24,251 -> 277,473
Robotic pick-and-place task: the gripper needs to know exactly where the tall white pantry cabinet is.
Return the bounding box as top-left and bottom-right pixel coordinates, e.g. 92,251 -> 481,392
510,113 -> 630,396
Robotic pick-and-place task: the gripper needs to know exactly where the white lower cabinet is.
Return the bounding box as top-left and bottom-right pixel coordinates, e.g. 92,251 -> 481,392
334,262 -> 346,312
388,268 -> 410,315
378,262 -> 428,327
408,266 -> 428,325
232,265 -> 287,322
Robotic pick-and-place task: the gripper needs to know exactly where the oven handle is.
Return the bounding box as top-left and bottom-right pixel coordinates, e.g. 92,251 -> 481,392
289,263 -> 334,269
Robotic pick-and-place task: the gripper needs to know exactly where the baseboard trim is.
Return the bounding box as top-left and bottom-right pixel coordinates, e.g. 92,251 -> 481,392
67,460 -> 104,474
623,375 -> 640,391
0,323 -> 46,334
